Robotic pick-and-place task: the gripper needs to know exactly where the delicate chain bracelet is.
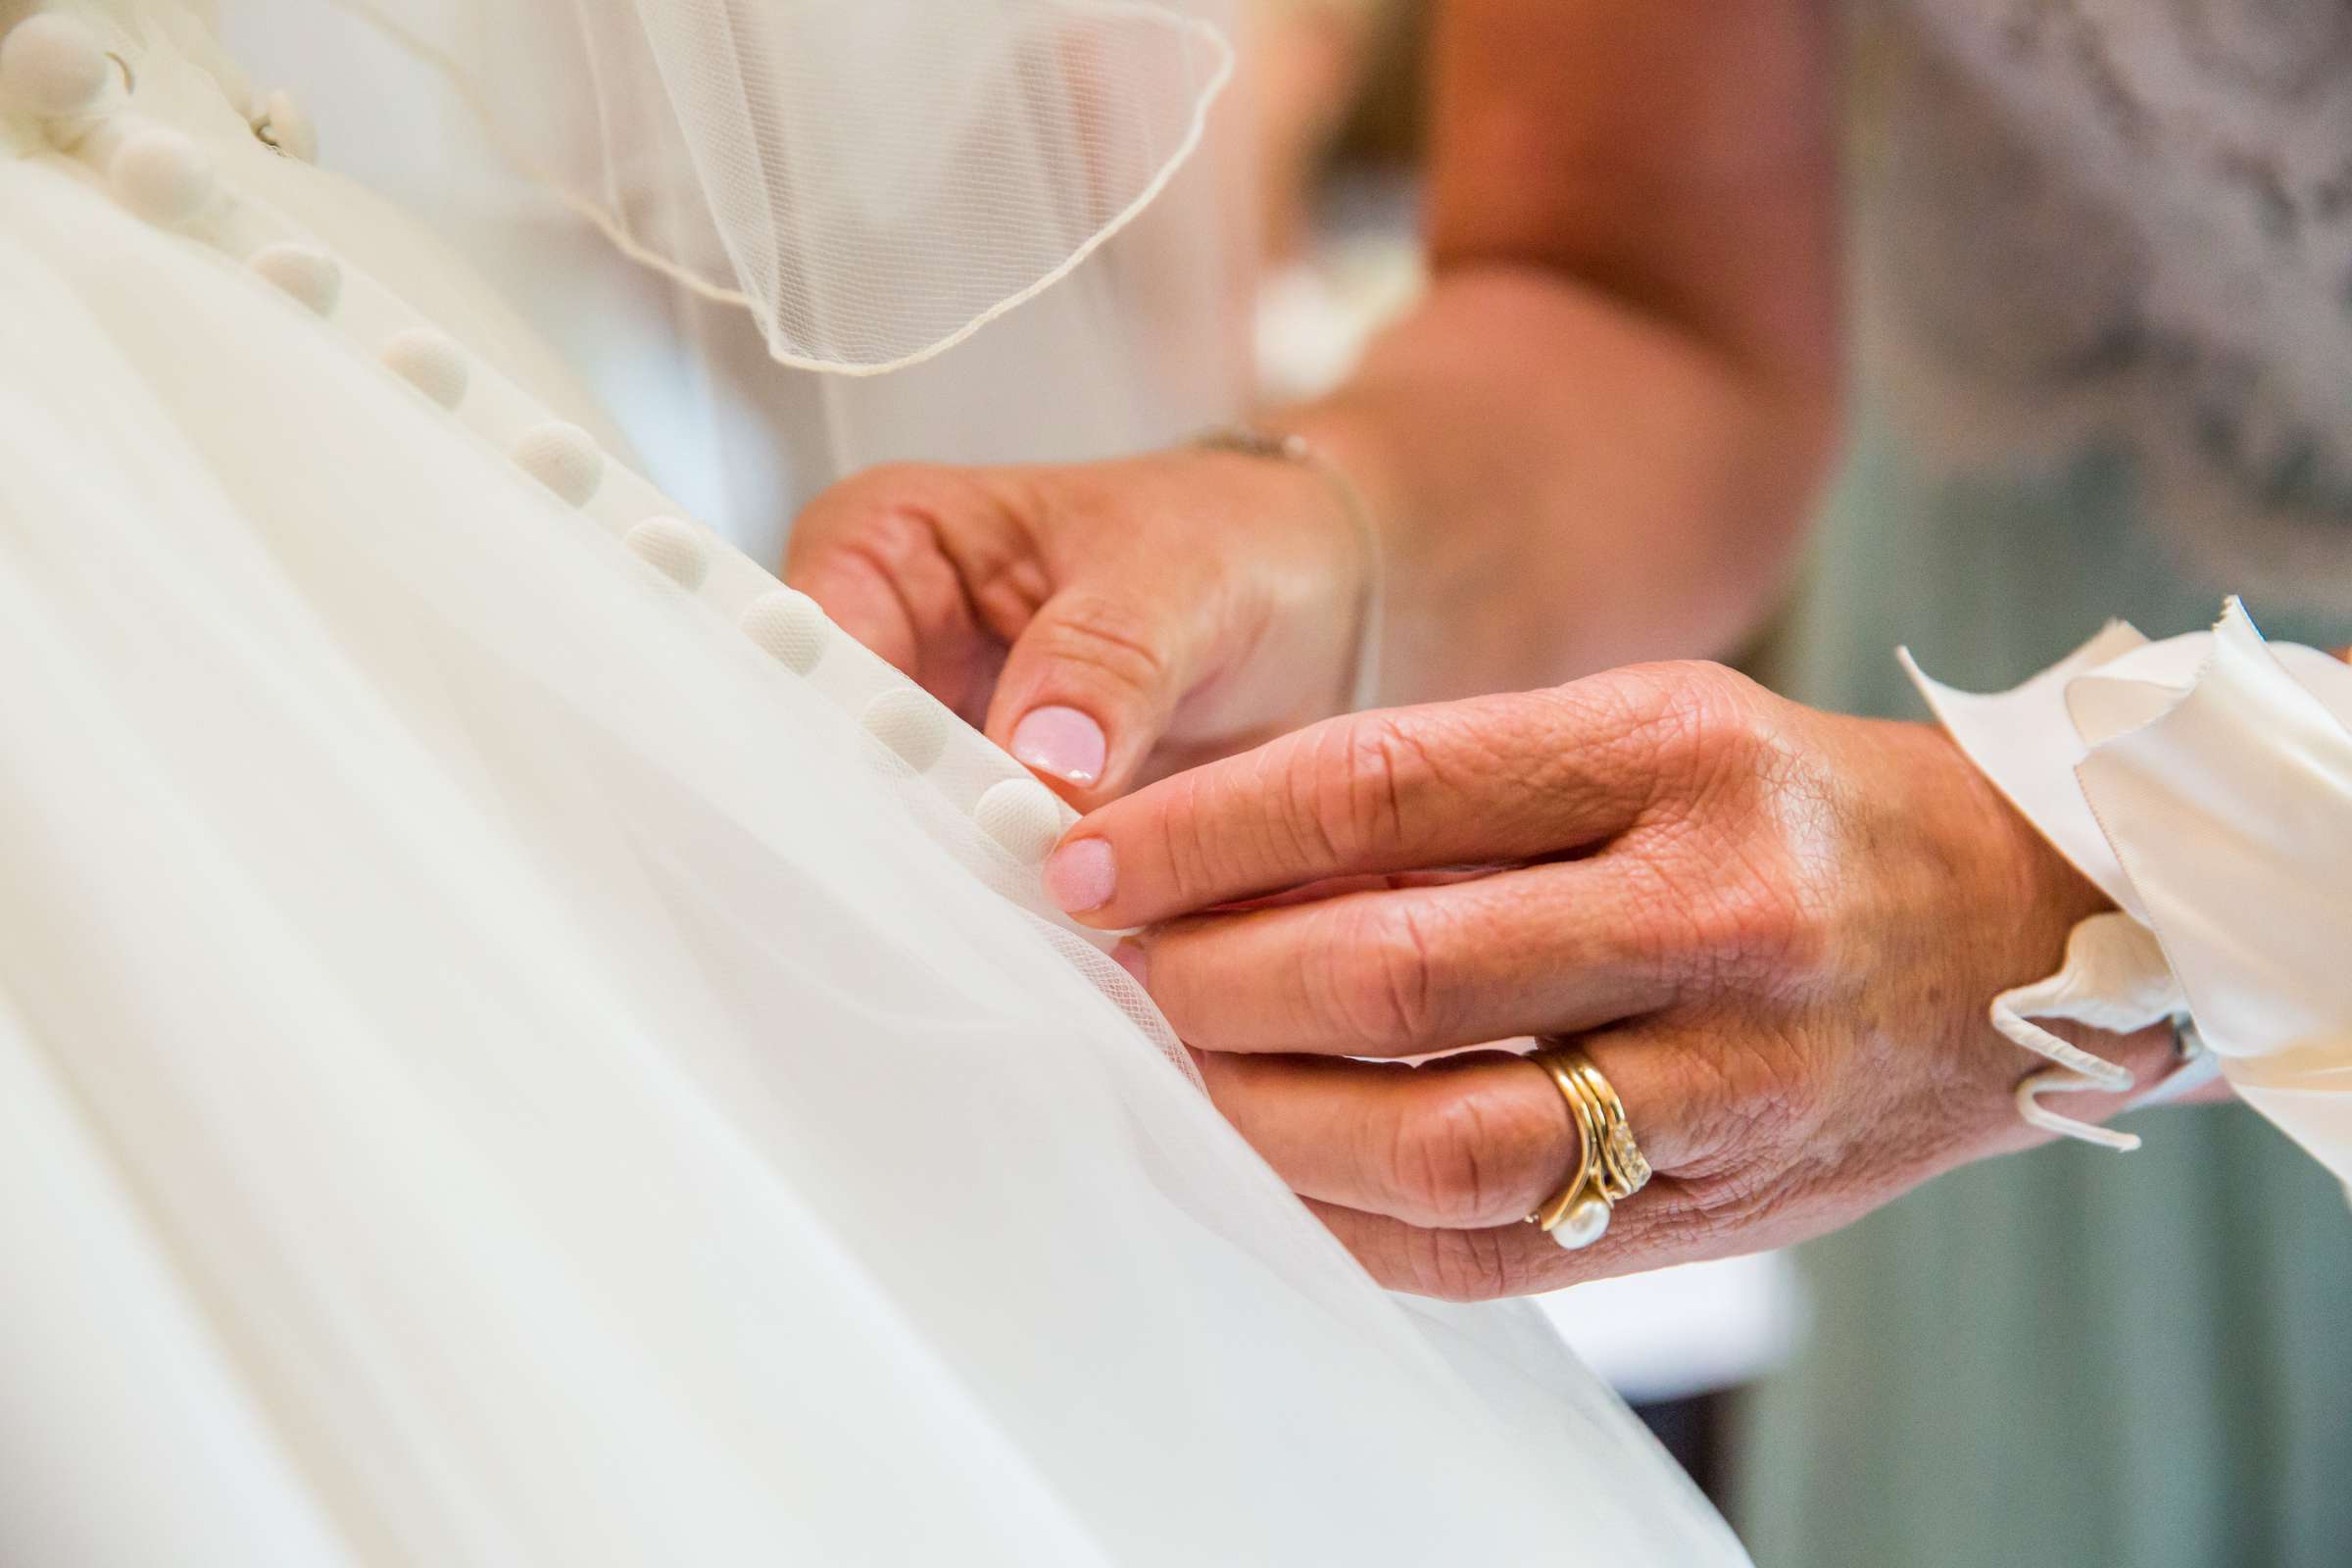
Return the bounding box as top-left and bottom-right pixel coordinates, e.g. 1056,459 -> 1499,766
1190,424 -> 1386,713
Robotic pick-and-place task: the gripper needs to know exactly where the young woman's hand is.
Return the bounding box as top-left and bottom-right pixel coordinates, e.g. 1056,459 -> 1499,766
785,448 -> 1371,808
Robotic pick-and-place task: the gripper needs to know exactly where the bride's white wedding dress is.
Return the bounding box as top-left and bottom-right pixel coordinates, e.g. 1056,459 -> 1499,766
0,3 -> 1743,1562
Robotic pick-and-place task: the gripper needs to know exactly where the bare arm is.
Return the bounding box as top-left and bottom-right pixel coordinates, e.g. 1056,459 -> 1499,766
1280,0 -> 1844,701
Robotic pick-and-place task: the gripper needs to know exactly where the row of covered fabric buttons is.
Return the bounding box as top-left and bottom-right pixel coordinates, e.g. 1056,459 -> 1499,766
0,9 -> 1077,876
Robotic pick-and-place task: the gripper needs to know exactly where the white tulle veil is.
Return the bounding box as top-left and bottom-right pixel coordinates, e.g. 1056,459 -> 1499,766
208,0 -> 1250,552
326,0 -> 1235,375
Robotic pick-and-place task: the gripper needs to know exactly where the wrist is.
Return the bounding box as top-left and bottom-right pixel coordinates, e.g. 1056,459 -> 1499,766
1927,719 -> 2110,947
1984,1019 -> 2183,1154
1189,423 -> 1384,711
1921,723 -> 2230,1150
1252,401 -> 1407,543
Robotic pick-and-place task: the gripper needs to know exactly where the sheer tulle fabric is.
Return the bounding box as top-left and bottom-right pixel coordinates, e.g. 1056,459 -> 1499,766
324,0 -> 1235,373
0,96 -> 1741,1568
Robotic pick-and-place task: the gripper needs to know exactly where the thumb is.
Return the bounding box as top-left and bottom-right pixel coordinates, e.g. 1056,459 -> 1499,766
985,580 -> 1208,808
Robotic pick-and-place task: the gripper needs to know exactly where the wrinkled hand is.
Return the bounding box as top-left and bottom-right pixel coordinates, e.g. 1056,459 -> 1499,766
784,449 -> 1370,808
1043,662 -> 2172,1298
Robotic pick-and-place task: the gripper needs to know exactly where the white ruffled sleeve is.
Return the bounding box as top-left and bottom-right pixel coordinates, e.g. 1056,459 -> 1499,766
1904,602 -> 2352,1187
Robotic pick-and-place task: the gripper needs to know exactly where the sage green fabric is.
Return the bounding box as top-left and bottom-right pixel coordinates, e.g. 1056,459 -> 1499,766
1731,418 -> 2352,1568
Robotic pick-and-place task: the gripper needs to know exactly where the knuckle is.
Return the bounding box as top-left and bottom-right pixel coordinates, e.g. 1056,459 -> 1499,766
1384,1086 -> 1492,1229
1546,662 -> 1784,825
1690,861 -> 1827,984
1274,729 -> 1353,873
1606,691 -> 1838,992
1669,1144 -> 1792,1249
1413,1224 -> 1522,1302
1382,1070 -> 1565,1229
825,464 -> 952,535
1711,1150 -> 1796,1231
1278,712 -> 1435,871
1152,768 -> 1229,905
1033,595 -> 1169,700
1668,664 -> 1777,774
792,473 -> 954,579
1636,1187 -> 1751,1262
1606,662 -> 1777,782
1324,898 -> 1447,1051
1342,713 -> 1436,855
1666,1027 -> 1815,1174
1607,855 -> 1722,986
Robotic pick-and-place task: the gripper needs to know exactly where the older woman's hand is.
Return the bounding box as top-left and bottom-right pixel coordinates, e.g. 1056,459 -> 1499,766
1044,662 -> 2177,1299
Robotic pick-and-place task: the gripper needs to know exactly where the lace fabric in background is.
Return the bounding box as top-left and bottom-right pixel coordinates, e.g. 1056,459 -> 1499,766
1862,0 -> 2352,609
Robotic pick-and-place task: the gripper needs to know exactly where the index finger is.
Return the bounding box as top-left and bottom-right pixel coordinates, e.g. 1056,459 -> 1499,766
783,466 -> 1020,717
1044,677 -> 1679,928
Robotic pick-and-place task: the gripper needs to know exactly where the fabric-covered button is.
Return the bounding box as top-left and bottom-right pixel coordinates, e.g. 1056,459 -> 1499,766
248,243 -> 342,316
622,515 -> 710,590
382,328 -> 470,410
739,589 -> 828,675
860,688 -> 949,772
110,125 -> 216,225
257,87 -> 316,162
974,778 -> 1068,863
0,15 -> 110,118
511,421 -> 605,507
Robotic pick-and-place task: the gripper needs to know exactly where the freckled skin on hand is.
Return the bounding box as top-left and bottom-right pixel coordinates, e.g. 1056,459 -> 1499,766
1049,661 -> 2158,1300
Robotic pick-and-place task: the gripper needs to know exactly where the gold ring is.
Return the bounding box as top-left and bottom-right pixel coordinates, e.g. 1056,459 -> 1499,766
1525,1043 -> 1651,1251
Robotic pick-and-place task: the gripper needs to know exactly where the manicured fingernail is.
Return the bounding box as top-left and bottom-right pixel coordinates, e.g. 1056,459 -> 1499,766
1046,837 -> 1116,913
1111,940 -> 1149,990
1010,705 -> 1106,787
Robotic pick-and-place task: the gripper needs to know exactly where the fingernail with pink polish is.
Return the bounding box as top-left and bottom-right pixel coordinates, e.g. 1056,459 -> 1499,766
1010,705 -> 1106,787
1111,940 -> 1149,990
1046,837 -> 1116,914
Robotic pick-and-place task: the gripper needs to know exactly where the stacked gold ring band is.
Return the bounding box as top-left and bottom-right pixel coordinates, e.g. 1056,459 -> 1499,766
1526,1044 -> 1652,1251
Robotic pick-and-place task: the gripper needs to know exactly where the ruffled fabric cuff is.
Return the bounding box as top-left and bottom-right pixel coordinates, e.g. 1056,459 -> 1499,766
1904,601 -> 2352,1186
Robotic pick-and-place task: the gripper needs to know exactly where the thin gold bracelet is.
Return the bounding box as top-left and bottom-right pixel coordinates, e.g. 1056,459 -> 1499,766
1191,423 -> 1385,713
